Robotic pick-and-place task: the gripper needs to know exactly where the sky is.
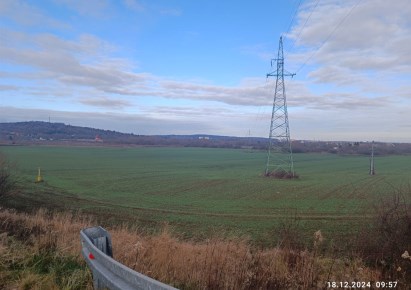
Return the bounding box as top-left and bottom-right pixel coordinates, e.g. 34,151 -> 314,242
0,0 -> 410,142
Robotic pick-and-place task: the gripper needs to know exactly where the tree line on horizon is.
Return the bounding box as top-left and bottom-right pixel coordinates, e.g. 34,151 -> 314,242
1,121 -> 411,155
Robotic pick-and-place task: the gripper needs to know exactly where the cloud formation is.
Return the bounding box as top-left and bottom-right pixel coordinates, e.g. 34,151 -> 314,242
79,97 -> 132,109
53,0 -> 110,17
0,0 -> 67,28
288,0 -> 411,74
123,0 -> 144,12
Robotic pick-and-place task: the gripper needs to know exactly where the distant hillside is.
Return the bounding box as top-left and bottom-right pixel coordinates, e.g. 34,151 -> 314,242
0,121 -> 267,149
0,121 -> 131,142
1,121 -> 410,154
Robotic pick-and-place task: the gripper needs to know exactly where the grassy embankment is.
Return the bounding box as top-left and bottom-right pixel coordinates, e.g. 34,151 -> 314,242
0,208 -> 391,289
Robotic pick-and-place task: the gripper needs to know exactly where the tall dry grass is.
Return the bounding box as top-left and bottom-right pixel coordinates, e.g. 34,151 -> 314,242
0,208 -> 95,289
0,208 -> 93,256
0,207 -> 389,289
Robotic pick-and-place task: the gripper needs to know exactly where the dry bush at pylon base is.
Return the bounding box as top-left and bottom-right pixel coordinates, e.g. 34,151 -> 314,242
264,170 -> 299,179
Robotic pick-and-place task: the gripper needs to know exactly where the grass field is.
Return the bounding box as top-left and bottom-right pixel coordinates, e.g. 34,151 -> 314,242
2,145 -> 410,246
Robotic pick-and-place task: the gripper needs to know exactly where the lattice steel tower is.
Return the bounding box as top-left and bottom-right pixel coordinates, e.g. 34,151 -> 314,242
369,141 -> 375,175
265,36 -> 296,177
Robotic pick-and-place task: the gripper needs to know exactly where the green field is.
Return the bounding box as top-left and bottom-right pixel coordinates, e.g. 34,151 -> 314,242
2,146 -> 410,246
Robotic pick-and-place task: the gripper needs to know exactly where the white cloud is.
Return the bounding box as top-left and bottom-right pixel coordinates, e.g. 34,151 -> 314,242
159,8 -> 182,16
274,0 -> 411,141
0,85 -> 19,91
0,29 -> 147,95
79,97 -> 132,109
0,0 -> 68,28
288,0 -> 411,73
123,0 -> 144,12
53,0 -> 110,17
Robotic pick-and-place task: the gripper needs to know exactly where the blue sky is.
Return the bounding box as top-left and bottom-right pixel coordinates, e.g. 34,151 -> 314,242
1,0 -> 410,142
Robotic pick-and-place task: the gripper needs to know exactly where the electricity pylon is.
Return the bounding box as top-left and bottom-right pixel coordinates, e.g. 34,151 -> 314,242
265,36 -> 296,177
369,141 -> 375,175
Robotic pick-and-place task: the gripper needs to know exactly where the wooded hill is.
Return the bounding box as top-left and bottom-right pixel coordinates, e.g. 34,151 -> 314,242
0,121 -> 266,149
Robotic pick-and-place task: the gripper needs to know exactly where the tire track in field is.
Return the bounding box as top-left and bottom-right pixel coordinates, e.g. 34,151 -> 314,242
314,175 -> 387,216
347,175 -> 386,198
318,176 -> 369,200
40,189 -> 374,221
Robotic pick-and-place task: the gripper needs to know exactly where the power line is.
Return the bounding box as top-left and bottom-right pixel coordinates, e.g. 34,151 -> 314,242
284,0 -> 321,57
284,0 -> 304,39
295,0 -> 362,74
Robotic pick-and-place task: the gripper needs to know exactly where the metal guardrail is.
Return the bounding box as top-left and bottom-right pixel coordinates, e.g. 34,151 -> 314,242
81,226 -> 178,290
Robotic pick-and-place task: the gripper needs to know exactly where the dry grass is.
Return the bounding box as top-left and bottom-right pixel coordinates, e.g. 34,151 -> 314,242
0,207 -> 389,289
0,208 -> 94,290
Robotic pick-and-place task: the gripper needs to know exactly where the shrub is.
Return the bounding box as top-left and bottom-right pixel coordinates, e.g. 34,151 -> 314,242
356,186 -> 411,286
265,169 -> 299,179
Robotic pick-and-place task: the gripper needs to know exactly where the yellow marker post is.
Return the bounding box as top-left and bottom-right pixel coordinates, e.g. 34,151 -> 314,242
36,167 -> 43,183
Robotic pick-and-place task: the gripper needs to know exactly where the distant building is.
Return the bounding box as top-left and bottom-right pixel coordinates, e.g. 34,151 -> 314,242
95,135 -> 103,142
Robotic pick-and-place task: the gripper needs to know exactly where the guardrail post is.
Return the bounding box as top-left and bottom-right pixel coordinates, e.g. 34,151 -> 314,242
81,226 -> 113,289
83,226 -> 113,257
81,226 -> 178,290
